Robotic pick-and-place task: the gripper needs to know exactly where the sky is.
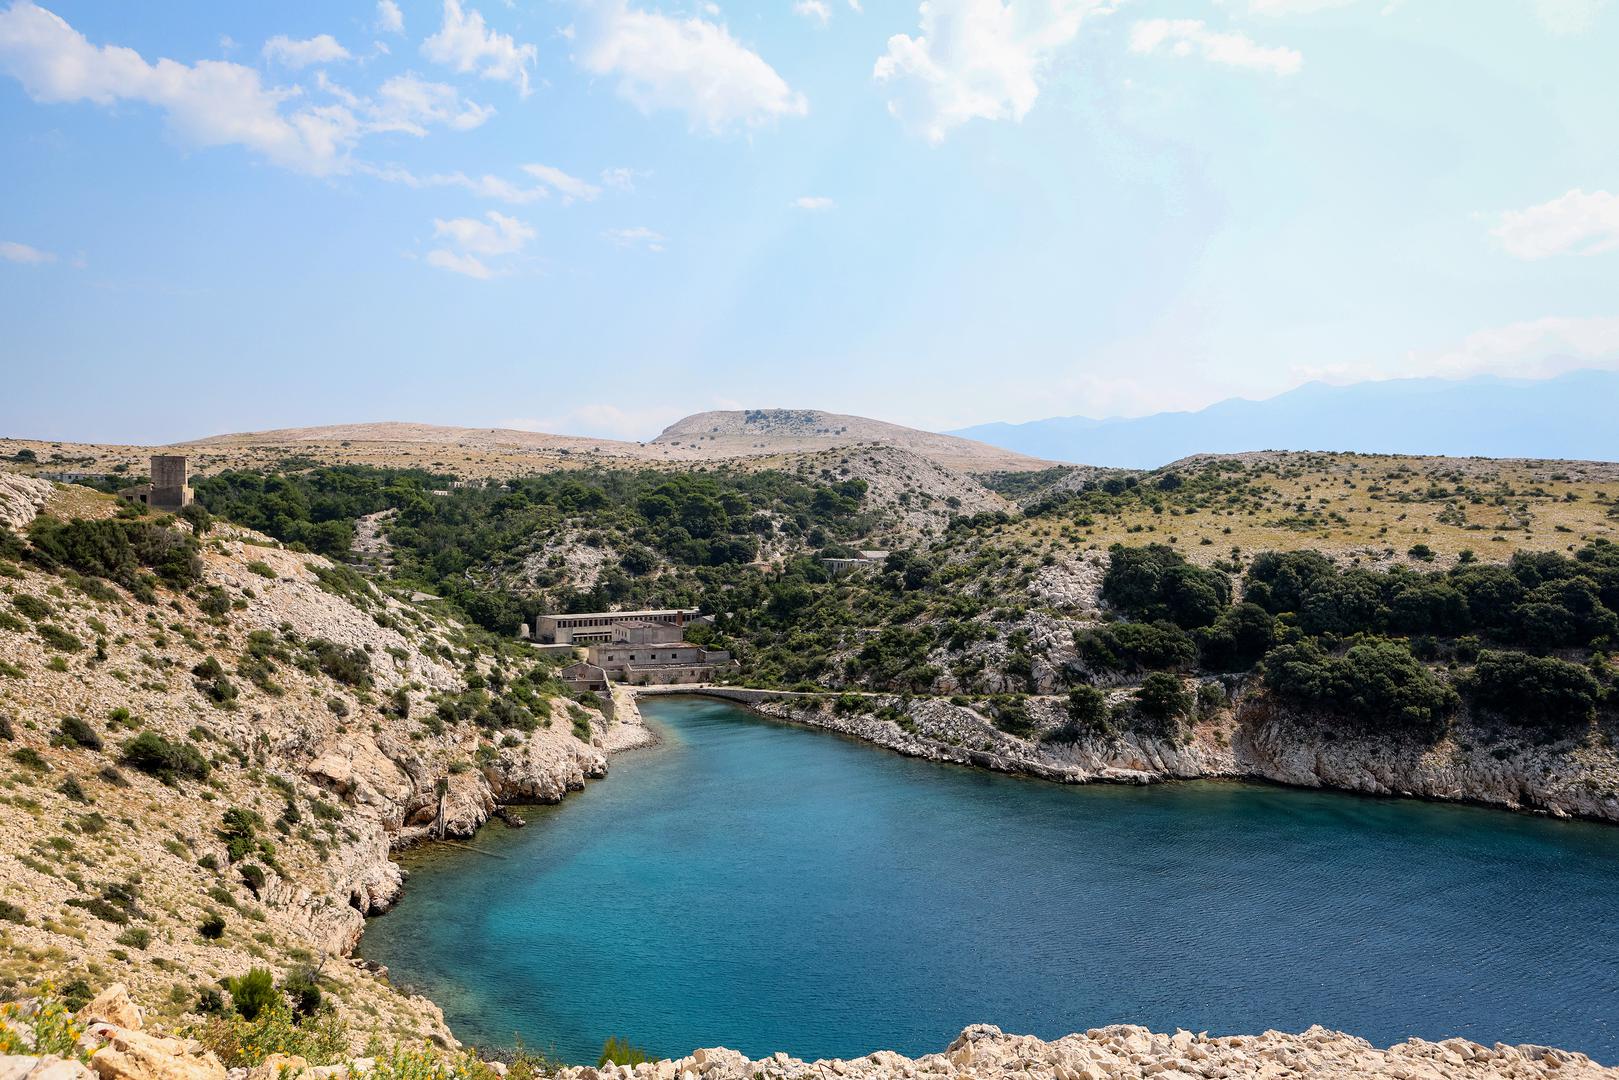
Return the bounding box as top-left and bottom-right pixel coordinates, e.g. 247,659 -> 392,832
1,0 -> 1617,445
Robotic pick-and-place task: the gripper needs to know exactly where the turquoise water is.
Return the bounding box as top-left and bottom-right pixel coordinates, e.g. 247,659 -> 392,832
360,697 -> 1619,1065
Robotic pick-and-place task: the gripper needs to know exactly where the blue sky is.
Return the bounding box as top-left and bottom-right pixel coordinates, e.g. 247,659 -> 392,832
1,0 -> 1617,444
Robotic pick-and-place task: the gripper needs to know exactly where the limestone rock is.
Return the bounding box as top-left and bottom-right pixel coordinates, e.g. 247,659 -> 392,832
1,1057 -> 96,1080
88,1029 -> 225,1080
78,987 -> 142,1032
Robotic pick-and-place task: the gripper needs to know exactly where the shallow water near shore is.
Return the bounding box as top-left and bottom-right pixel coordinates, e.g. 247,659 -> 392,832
361,696 -> 1619,1065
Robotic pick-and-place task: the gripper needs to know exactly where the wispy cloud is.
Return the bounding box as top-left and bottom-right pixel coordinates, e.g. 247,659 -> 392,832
0,2 -> 490,176
426,210 -> 535,278
793,1 -> 832,26
1129,19 -> 1303,76
576,0 -> 807,134
422,0 -> 538,95
873,0 -> 1116,144
1492,189 -> 1619,259
0,239 -> 57,264
375,0 -> 405,35
522,163 -> 601,203
604,226 -> 665,252
262,34 -> 351,68
792,195 -> 835,210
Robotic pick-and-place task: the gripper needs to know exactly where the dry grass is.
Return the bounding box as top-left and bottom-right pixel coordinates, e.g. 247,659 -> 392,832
999,451 -> 1619,568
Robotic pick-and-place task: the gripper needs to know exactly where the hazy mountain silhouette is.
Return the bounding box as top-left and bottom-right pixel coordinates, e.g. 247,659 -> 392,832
948,370 -> 1619,468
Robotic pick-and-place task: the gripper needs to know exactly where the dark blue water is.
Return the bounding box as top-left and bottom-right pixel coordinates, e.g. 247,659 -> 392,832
361,697 -> 1619,1065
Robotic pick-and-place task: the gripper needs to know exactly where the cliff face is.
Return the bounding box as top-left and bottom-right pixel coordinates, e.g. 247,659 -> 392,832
739,692 -> 1619,823
0,498 -> 643,1046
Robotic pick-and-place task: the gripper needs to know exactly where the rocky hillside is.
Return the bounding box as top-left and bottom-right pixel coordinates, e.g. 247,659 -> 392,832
0,485 -> 644,1047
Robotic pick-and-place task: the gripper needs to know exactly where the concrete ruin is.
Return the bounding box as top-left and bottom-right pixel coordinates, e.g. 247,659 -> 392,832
118,455 -> 193,513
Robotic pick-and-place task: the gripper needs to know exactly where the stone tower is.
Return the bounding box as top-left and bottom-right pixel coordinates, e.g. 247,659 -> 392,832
118,454 -> 194,513
148,455 -> 192,512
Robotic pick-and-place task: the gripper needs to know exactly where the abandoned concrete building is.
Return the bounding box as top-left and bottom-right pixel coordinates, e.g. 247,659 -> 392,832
118,455 -> 194,513
585,631 -> 734,685
530,607 -> 707,645
559,661 -> 611,693
820,549 -> 891,578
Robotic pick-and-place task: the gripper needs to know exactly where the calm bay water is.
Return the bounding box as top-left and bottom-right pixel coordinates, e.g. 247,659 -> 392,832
360,697 -> 1619,1065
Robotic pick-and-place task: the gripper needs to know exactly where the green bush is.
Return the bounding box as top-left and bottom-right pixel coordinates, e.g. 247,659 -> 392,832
121,731 -> 211,782
1466,651 -> 1603,734
199,912 -> 227,939
598,1038 -> 648,1068
1102,544 -> 1231,629
1135,673 -> 1192,727
225,967 -> 278,1021
54,716 -> 103,751
1078,620 -> 1197,673
37,624 -> 84,653
1263,637 -> 1457,739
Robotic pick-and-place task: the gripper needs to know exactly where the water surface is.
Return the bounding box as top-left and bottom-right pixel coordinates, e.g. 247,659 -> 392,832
361,696 -> 1619,1064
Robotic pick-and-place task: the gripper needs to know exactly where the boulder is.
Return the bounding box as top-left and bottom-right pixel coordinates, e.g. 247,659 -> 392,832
89,1029 -> 225,1080
78,987 -> 142,1032
1,1057 -> 96,1080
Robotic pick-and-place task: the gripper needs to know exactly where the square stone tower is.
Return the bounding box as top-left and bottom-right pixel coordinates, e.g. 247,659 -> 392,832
119,454 -> 194,513
147,455 -> 193,512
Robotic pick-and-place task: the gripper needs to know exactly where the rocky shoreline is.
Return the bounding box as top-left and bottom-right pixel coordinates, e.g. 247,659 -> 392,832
555,1022 -> 1617,1080
10,991 -> 1612,1080
643,689 -> 1619,824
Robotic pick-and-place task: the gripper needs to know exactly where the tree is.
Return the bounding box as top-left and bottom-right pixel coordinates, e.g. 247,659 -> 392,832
1467,651 -> 1602,734
1262,637 -> 1457,740
1136,673 -> 1192,728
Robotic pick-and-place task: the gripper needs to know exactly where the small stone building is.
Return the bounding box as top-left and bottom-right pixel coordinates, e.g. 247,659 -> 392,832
118,455 -> 193,513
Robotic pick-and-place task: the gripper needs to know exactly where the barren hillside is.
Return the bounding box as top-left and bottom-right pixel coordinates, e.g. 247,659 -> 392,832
0,484 -> 640,1048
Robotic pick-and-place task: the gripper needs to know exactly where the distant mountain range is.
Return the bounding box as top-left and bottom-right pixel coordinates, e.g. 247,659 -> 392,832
947,370 -> 1619,468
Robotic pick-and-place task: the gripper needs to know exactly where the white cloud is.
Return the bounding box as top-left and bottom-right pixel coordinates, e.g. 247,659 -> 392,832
576,0 -> 807,134
262,34 -> 351,68
1532,0 -> 1608,34
873,0 -> 1118,145
422,0 -> 538,95
1128,19 -> 1303,75
0,1 -> 368,174
1,239 -> 56,264
1246,0 -> 1356,13
371,73 -> 495,133
434,210 -> 535,255
794,1 -> 832,25
1292,316 -> 1619,385
425,249 -> 495,278
376,0 -> 405,35
599,166 -> 642,191
426,210 -> 535,278
604,226 -> 666,251
522,163 -> 601,202
1492,189 -> 1619,259
792,195 -> 834,210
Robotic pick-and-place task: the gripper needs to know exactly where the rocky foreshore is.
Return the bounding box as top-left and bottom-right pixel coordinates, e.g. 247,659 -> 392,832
662,690 -> 1619,824
558,1024 -> 1617,1080
7,988 -> 1612,1080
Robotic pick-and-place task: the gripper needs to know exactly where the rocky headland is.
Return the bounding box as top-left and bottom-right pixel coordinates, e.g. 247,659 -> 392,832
660,689 -> 1619,824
